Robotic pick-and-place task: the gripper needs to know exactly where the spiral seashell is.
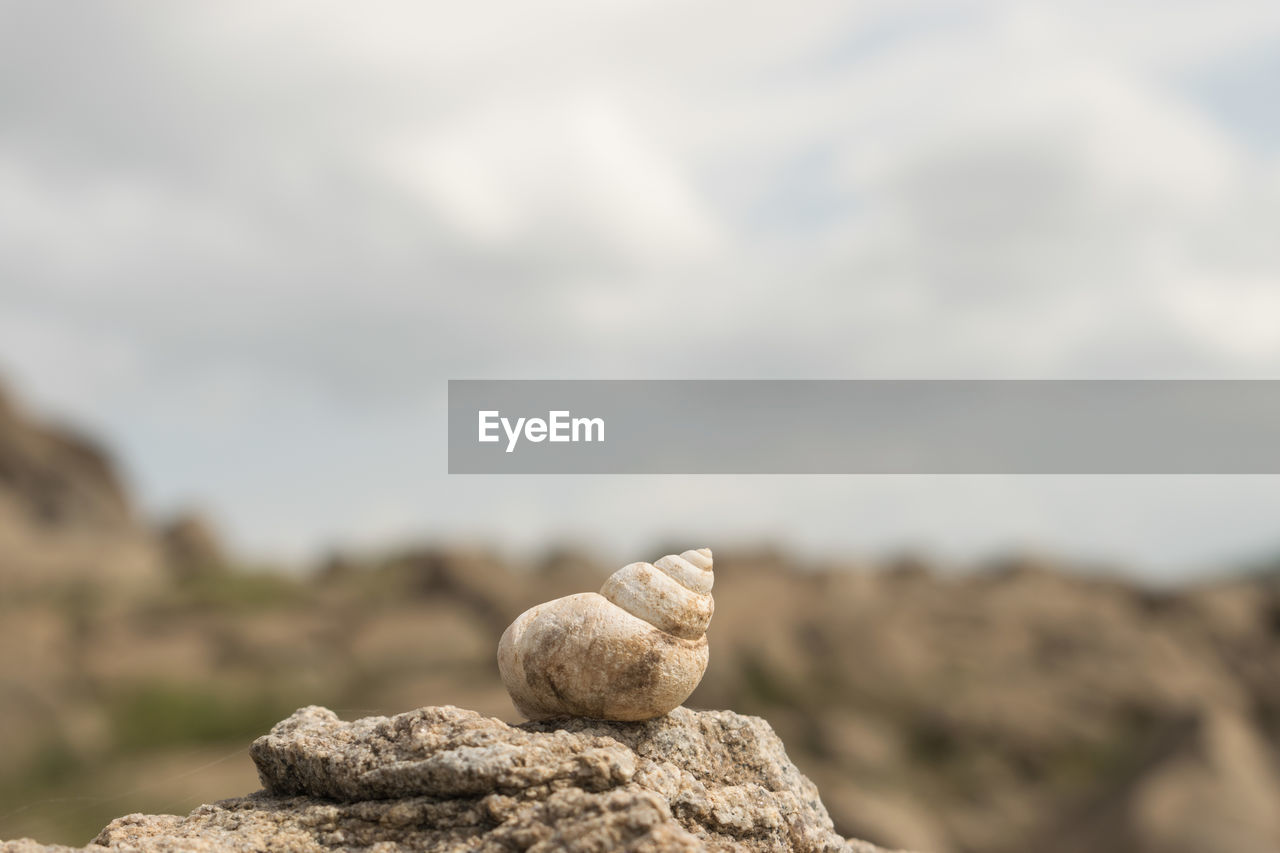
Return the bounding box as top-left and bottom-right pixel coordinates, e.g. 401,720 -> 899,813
497,548 -> 714,721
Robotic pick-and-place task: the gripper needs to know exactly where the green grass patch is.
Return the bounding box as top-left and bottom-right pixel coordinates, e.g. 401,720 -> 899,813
177,570 -> 309,611
108,682 -> 293,751
21,738 -> 84,787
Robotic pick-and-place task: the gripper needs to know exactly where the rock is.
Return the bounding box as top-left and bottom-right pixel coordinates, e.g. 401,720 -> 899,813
1127,708 -> 1280,853
1,705 -> 901,852
0,381 -> 133,534
0,380 -> 160,589
158,511 -> 227,581
383,547 -> 517,634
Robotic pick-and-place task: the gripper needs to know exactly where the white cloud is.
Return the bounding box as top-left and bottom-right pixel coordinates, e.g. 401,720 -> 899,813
0,307 -> 142,415
382,94 -> 722,259
1166,274 -> 1280,360
2,1 -> 1280,571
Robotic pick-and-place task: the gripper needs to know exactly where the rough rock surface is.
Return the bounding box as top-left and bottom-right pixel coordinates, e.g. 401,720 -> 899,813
1,705 -> 898,852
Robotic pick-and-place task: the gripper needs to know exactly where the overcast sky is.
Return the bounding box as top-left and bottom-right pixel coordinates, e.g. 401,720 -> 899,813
2,2 -> 1279,579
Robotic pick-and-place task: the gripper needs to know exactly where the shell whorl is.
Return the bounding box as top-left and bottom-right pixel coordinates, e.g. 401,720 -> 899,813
599,548 -> 714,640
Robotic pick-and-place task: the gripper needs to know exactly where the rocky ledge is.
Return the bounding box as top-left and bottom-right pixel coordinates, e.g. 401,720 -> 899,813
2,705 -> 897,852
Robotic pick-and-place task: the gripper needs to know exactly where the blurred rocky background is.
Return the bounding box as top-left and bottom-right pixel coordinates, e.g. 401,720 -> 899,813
6,5 -> 1280,851
3,381 -> 1279,853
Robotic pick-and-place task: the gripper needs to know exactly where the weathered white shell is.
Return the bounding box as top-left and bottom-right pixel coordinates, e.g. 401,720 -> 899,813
497,548 -> 714,721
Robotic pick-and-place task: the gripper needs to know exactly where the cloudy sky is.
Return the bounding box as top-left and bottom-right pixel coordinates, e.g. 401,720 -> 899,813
2,2 -> 1279,578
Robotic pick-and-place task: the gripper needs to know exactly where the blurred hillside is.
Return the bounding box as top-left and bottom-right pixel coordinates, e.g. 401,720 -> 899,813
2,383 -> 1280,852
0,384 -> 158,590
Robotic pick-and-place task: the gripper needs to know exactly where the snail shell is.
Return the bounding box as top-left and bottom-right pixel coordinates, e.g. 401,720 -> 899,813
497,548 -> 714,721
